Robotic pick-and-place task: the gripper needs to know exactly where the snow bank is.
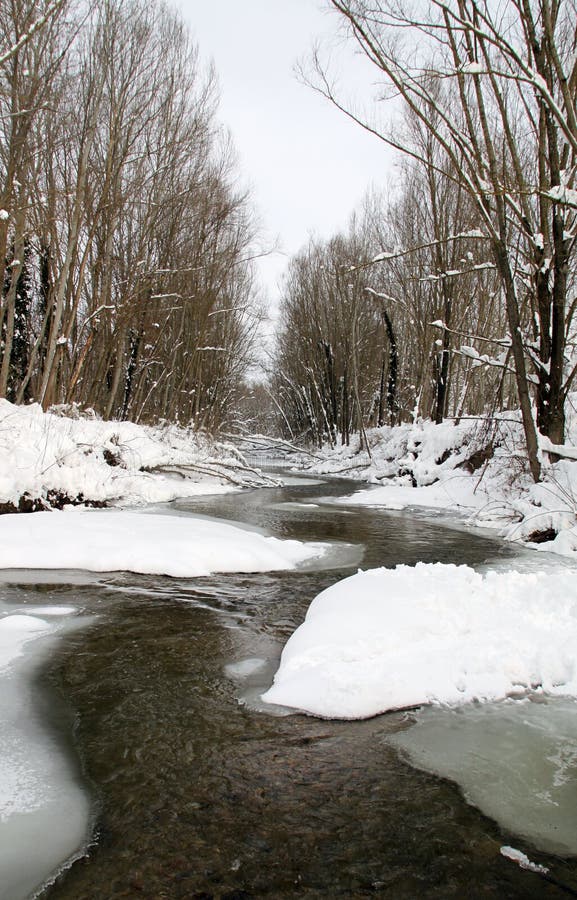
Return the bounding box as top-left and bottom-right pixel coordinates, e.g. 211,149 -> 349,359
0,509 -> 325,577
307,417 -> 481,487
302,416 -> 522,529
299,401 -> 577,560
0,399 -> 270,510
336,474 -> 486,513
262,563 -> 577,719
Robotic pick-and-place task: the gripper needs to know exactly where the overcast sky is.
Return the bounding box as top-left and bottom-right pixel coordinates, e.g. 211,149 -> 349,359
173,0 -> 395,308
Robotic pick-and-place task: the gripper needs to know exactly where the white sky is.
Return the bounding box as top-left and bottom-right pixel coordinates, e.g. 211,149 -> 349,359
173,0 -> 396,310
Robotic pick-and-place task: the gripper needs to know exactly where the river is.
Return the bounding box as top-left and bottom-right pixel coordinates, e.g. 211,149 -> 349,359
3,474 -> 577,898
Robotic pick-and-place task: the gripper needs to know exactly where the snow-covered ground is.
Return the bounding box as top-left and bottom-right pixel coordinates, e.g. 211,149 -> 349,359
298,401 -> 577,560
0,508 -> 326,577
262,562 -> 577,718
0,399 -> 271,511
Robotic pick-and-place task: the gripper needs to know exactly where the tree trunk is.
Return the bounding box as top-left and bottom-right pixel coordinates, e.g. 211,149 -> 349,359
494,241 -> 541,482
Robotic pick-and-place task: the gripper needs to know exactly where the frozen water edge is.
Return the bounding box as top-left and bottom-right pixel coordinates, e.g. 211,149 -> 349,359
0,603 -> 95,900
260,487 -> 577,859
390,697 -> 577,857
0,505 -> 347,898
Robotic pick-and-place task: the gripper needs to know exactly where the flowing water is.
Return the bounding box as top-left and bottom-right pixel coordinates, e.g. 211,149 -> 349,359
3,475 -> 577,898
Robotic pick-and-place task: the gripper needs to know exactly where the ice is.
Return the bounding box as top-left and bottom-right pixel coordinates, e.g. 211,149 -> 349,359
29,606 -> 77,616
0,614 -> 51,671
270,474 -> 325,486
0,509 -> 326,577
0,604 -> 91,899
390,698 -> 577,856
225,657 -> 268,680
500,846 -> 549,874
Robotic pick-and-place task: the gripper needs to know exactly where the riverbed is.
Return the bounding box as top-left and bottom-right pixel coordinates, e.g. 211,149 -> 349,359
3,475 -> 577,898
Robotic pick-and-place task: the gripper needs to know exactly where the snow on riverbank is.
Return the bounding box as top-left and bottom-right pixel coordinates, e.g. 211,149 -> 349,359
0,509 -> 326,577
0,399 -> 270,511
297,401 -> 577,560
262,563 -> 577,719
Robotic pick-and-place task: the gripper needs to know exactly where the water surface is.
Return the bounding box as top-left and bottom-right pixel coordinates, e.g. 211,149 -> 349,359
3,475 -> 576,898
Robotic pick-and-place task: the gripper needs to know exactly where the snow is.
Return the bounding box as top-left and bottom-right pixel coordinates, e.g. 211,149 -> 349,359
0,399 -> 271,510
0,509 -> 326,577
501,846 -> 549,874
262,563 -> 577,719
310,416 -> 496,511
548,184 -> 577,207
460,61 -> 484,74
336,474 -> 482,512
371,250 -> 396,263
292,399 -> 577,561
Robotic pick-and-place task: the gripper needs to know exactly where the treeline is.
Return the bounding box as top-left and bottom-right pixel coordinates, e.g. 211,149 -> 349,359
273,186 -> 514,449
0,0 -> 259,428
273,0 -> 577,481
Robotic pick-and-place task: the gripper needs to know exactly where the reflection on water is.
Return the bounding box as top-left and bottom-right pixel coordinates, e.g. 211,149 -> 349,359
4,474 -> 575,898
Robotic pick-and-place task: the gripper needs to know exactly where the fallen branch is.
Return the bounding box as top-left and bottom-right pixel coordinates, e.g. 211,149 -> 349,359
222,431 -> 325,460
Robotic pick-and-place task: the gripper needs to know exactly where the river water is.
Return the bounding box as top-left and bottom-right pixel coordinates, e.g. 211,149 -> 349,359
4,475 -> 577,898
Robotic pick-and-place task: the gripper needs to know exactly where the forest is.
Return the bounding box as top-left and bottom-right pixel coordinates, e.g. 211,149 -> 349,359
272,0 -> 577,487
1,0 -> 576,486
3,5 -> 577,897
0,0 -> 259,429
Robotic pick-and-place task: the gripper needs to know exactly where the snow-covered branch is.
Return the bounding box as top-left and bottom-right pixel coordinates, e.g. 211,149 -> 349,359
348,230 -> 489,272
429,320 -> 511,347
0,0 -> 66,67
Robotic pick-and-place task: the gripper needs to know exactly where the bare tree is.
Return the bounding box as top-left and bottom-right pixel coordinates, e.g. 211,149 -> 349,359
313,0 -> 577,481
0,0 -> 70,396
273,225 -> 385,446
1,0 -> 261,431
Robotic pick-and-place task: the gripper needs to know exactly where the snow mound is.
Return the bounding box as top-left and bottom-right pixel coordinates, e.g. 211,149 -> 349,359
262,563 -> 577,719
0,509 -> 325,577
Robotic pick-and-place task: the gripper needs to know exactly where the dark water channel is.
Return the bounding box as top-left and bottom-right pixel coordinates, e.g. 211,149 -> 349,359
20,475 -> 577,897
